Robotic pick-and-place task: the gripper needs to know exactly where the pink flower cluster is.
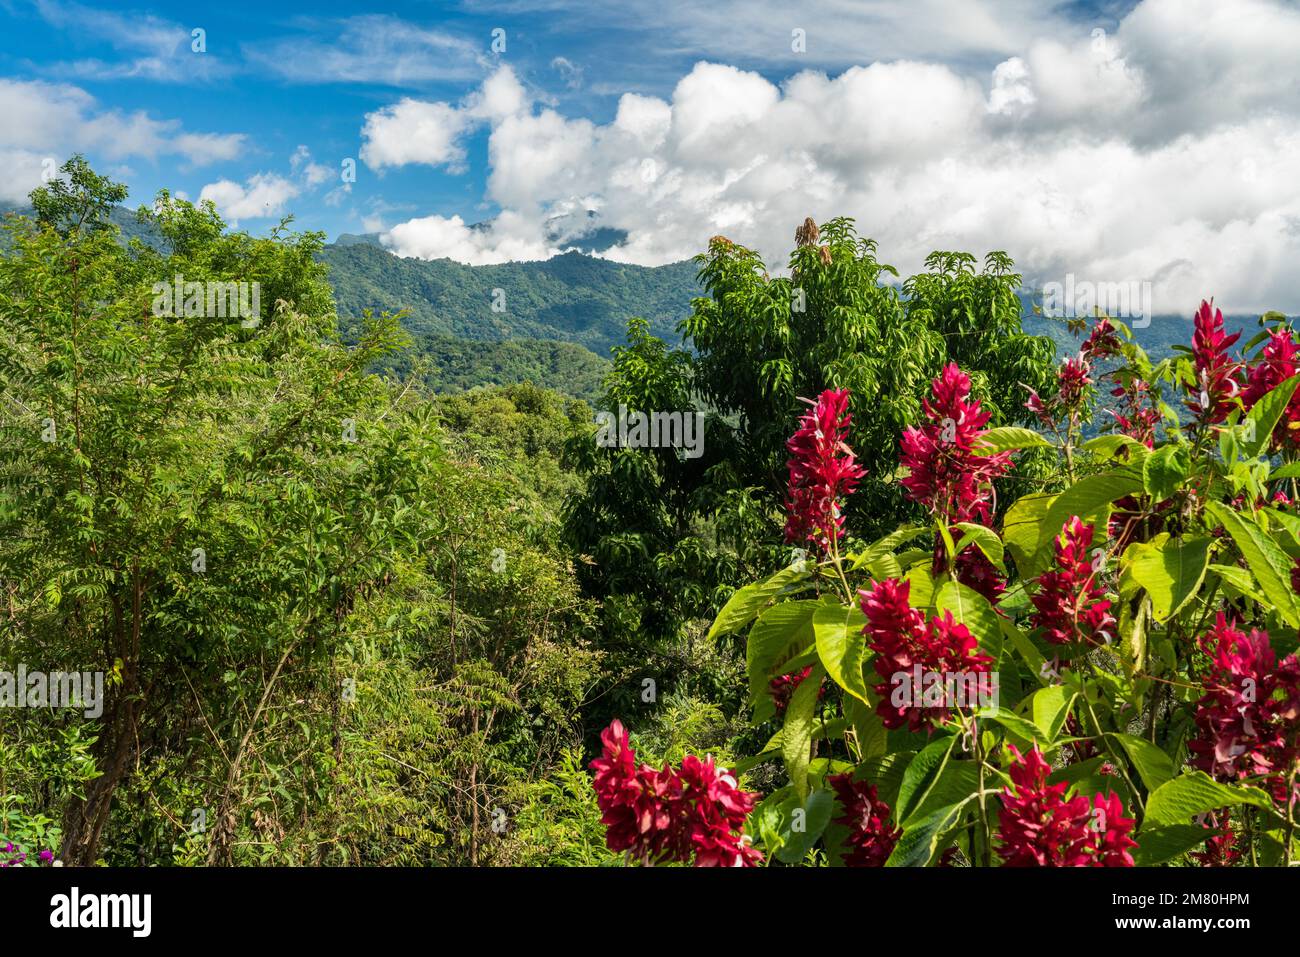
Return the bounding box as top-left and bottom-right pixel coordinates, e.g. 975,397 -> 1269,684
859,577 -> 993,731
828,772 -> 901,866
1189,614 -> 1300,802
589,720 -> 763,866
900,363 -> 1011,600
996,746 -> 1137,867
1187,299 -> 1242,424
1030,517 -> 1115,646
901,363 -> 1011,527
783,388 -> 867,552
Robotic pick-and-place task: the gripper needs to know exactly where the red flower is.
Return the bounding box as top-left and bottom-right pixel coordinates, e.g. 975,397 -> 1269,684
769,665 -> 821,716
1030,517 -> 1115,646
828,772 -> 901,866
900,363 -> 1012,527
996,746 -> 1136,867
1189,811 -> 1241,867
1240,328 -> 1300,449
1187,299 -> 1242,424
860,578 -> 993,731
1188,614 -> 1300,798
1108,377 -> 1159,448
589,720 -> 763,866
1081,317 -> 1122,361
784,388 -> 867,552
1056,354 -> 1092,408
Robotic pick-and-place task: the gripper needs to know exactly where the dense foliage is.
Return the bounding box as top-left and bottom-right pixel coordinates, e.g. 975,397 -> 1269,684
5,161 -> 1294,869
592,305 -> 1300,866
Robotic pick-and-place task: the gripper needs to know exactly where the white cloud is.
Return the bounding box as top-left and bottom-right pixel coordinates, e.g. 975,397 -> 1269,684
243,15 -> 482,85
36,0 -> 229,82
291,145 -> 335,187
0,78 -> 244,203
199,173 -> 300,222
369,0 -> 1300,315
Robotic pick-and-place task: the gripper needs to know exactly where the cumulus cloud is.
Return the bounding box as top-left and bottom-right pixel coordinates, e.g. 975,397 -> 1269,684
199,173 -> 300,222
0,78 -> 244,203
367,0 -> 1300,315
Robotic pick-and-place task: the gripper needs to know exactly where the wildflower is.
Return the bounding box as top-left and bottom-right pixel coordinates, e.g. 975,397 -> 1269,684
1030,517 -> 1115,646
900,363 -> 1012,527
784,388 -> 866,552
860,578 -> 992,731
1187,299 -> 1242,424
828,772 -> 901,866
996,746 -> 1136,867
769,665 -> 822,716
1081,317 -> 1122,360
1188,614 -> 1300,794
589,720 -> 762,867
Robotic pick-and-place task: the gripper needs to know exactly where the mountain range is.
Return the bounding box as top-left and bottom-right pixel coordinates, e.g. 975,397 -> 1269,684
2,202 -> 1283,405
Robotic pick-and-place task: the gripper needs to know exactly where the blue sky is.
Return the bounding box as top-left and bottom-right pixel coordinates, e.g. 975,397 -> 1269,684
3,0 -> 1299,317
0,0 -> 1131,237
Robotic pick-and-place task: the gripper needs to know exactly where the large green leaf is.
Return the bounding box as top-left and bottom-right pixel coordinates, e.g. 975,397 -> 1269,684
1108,732 -> 1175,793
813,598 -> 871,705
746,600 -> 817,705
934,578 -> 1002,660
708,565 -> 808,641
1133,825 -> 1219,866
1243,373 -> 1300,457
1205,501 -> 1300,627
974,426 -> 1051,454
885,799 -> 971,867
1030,684 -> 1076,742
952,521 -> 1005,572
895,735 -> 958,823
774,789 -> 835,864
845,694 -> 887,759
1142,443 -> 1190,502
1122,534 -> 1212,622
782,663 -> 825,801
1143,771 -> 1276,830
1002,492 -> 1055,573
1031,469 -> 1143,577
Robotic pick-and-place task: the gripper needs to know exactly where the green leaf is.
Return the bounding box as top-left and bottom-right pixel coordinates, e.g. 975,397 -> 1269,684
895,735 -> 958,824
1143,771 -> 1276,830
1209,563 -> 1269,607
1108,732 -> 1175,793
708,565 -> 807,641
1133,825 -> 1219,866
1032,470 -> 1144,577
979,708 -> 1053,749
1205,501 -> 1300,627
1082,434 -> 1150,463
782,664 -> 825,801
845,695 -> 887,759
1142,444 -> 1191,502
953,521 -> 1005,572
1003,492 -> 1056,573
1122,534 -> 1212,622
774,789 -> 835,863
1243,373 -> 1300,457
1030,685 -> 1076,742
813,598 -> 871,705
885,800 -> 971,867
975,426 -> 1051,454
934,579 -> 1002,659
746,600 -> 817,705
851,525 -> 930,571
